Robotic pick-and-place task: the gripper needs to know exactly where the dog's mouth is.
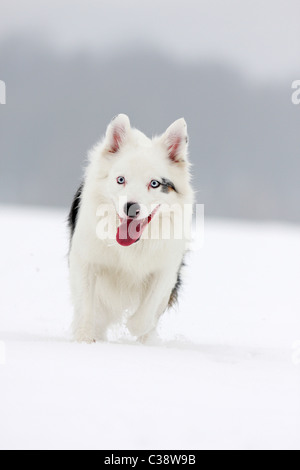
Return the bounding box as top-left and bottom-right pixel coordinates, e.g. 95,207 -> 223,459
116,205 -> 160,247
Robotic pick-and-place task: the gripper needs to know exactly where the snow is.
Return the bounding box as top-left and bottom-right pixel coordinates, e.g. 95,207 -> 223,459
0,205 -> 299,450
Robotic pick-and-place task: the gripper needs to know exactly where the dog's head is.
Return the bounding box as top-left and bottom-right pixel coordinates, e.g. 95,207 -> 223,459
97,114 -> 192,246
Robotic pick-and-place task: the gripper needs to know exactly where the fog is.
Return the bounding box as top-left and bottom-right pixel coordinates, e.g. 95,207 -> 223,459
0,1 -> 299,222
1,0 -> 300,81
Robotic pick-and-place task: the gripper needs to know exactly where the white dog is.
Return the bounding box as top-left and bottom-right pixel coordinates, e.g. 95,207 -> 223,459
68,114 -> 194,343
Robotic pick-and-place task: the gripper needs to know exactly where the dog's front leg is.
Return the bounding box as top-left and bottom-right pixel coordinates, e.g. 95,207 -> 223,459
70,257 -> 98,343
127,271 -> 176,340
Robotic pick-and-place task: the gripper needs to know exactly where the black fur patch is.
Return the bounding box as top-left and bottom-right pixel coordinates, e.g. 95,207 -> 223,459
68,183 -> 83,239
168,259 -> 185,308
161,178 -> 178,194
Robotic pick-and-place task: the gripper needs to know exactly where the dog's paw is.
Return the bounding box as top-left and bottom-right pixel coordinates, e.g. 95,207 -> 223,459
73,330 -> 96,344
139,329 -> 160,345
127,315 -> 155,340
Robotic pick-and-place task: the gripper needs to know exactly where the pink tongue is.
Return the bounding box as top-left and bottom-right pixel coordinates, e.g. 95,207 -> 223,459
116,218 -> 143,247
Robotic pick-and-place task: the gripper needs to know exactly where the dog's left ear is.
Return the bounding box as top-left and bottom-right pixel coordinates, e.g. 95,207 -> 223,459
162,118 -> 188,163
104,114 -> 131,154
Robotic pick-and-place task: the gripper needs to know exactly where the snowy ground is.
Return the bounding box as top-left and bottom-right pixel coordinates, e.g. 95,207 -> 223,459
0,205 -> 299,450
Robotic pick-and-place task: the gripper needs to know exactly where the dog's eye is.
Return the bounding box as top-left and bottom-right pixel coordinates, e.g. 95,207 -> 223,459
150,180 -> 161,189
117,176 -> 125,185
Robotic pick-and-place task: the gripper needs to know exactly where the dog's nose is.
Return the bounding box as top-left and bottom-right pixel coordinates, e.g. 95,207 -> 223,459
124,202 -> 141,218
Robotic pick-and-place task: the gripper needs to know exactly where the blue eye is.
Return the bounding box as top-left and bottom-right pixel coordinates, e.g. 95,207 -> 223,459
117,176 -> 125,185
150,180 -> 161,189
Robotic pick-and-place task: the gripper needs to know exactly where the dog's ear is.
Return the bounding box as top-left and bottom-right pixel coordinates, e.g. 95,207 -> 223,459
162,118 -> 188,163
104,114 -> 131,154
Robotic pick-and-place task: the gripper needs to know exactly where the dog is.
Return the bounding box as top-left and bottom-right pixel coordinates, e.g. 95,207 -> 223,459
68,114 -> 194,343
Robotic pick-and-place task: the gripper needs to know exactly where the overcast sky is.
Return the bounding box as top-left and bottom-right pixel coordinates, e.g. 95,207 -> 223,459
1,0 -> 300,81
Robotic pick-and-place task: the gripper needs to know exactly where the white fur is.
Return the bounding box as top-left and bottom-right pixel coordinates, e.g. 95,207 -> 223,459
69,114 -> 194,343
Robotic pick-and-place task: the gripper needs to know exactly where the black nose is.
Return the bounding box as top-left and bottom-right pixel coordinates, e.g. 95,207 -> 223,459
124,202 -> 141,218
